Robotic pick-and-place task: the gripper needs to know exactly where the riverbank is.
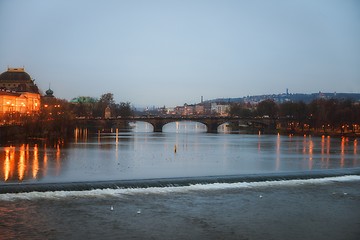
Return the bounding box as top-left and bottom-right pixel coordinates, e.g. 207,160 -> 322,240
279,129 -> 360,139
0,119 -> 133,145
0,123 -> 72,145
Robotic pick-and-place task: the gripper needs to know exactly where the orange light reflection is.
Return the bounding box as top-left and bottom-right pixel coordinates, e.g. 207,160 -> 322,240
18,144 -> 25,181
276,133 -> 280,170
4,148 -> 11,181
32,144 -> 39,179
308,137 -> 313,170
321,135 -> 325,157
340,137 -> 345,167
55,144 -> 61,176
43,144 -> 48,177
354,139 -> 357,155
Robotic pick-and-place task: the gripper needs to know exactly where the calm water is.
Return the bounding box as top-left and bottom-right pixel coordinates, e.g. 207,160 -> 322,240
1,122 -> 360,240
0,122 -> 359,184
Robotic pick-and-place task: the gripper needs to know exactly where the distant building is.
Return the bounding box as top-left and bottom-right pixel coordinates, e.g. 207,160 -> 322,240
211,103 -> 230,116
195,104 -> 205,115
104,106 -> 111,119
0,67 -> 40,115
70,96 -> 98,104
183,104 -> 195,115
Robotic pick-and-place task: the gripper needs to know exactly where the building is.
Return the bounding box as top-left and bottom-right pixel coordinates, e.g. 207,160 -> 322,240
104,106 -> 111,119
0,67 -> 40,115
195,104 -> 205,115
211,103 -> 230,116
44,87 -> 54,98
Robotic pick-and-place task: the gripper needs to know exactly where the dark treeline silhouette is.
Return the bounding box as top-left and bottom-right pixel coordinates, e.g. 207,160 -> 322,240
229,98 -> 360,135
70,93 -> 133,118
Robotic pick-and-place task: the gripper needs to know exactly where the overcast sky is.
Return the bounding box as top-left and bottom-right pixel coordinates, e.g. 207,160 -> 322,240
1,0 -> 359,107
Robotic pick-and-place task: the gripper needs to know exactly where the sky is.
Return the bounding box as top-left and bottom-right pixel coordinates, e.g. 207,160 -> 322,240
0,0 -> 359,107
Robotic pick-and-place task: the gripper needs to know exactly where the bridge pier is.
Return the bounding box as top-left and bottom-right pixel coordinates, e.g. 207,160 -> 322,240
206,123 -> 219,133
153,123 -> 163,132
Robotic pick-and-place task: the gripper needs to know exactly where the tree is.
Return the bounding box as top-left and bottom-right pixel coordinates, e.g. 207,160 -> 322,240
256,99 -> 278,118
99,93 -> 115,106
228,103 -> 253,117
69,96 -> 97,117
114,102 -> 133,118
93,92 -> 115,117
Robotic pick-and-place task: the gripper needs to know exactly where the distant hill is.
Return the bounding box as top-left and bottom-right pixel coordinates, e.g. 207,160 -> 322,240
207,92 -> 360,104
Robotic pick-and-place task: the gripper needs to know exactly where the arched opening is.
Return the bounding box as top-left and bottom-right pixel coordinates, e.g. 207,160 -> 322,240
163,121 -> 207,133
129,121 -> 154,132
217,122 -> 232,134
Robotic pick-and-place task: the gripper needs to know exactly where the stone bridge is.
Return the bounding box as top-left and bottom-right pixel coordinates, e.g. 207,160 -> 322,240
75,116 -> 277,133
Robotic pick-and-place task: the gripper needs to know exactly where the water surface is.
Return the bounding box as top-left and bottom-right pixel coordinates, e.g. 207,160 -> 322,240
0,122 -> 359,184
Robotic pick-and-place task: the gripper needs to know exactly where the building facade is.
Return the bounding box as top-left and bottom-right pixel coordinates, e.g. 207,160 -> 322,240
0,67 -> 40,115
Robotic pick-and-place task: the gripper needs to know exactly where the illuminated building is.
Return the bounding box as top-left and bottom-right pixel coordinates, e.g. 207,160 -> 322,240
0,67 -> 40,115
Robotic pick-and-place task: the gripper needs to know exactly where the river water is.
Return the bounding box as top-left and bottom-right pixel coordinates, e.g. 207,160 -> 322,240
1,121 -> 359,184
0,122 -> 360,239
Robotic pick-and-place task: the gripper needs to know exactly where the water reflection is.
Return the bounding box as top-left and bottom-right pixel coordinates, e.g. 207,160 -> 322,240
276,133 -> 280,170
32,144 -> 39,179
1,125 -> 359,184
341,137 -> 345,167
43,144 -> 48,177
0,143 -> 63,182
354,139 -> 357,155
308,137 -> 313,169
74,128 -> 89,143
320,136 -> 331,168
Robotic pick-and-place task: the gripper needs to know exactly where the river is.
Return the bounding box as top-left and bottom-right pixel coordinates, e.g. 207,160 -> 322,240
0,121 -> 359,239
0,121 -> 359,184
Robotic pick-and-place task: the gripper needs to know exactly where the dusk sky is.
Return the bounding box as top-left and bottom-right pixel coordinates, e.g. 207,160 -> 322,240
1,0 -> 359,107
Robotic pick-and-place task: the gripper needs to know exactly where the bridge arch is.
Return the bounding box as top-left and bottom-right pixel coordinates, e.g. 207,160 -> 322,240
217,121 -> 234,133
136,118 -> 230,133
163,120 -> 207,133
129,121 -> 154,132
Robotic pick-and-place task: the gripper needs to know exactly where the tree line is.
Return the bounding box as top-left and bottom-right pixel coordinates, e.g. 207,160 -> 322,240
228,98 -> 360,133
69,93 -> 133,118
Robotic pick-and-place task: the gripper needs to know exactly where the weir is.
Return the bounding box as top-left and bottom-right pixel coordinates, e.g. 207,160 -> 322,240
1,168 -> 359,194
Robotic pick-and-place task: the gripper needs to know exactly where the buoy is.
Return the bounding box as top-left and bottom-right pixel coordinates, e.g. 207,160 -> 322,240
137,209 -> 141,214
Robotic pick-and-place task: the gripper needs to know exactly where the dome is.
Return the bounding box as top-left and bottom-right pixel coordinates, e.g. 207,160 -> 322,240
45,88 -> 54,97
0,67 -> 39,93
0,68 -> 32,83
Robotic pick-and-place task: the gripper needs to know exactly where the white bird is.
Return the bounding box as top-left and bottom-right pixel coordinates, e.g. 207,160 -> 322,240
110,206 -> 114,211
259,195 -> 263,198
137,209 -> 141,214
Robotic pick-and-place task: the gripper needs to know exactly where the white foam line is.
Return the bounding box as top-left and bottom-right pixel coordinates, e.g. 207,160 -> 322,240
1,175 -> 359,201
